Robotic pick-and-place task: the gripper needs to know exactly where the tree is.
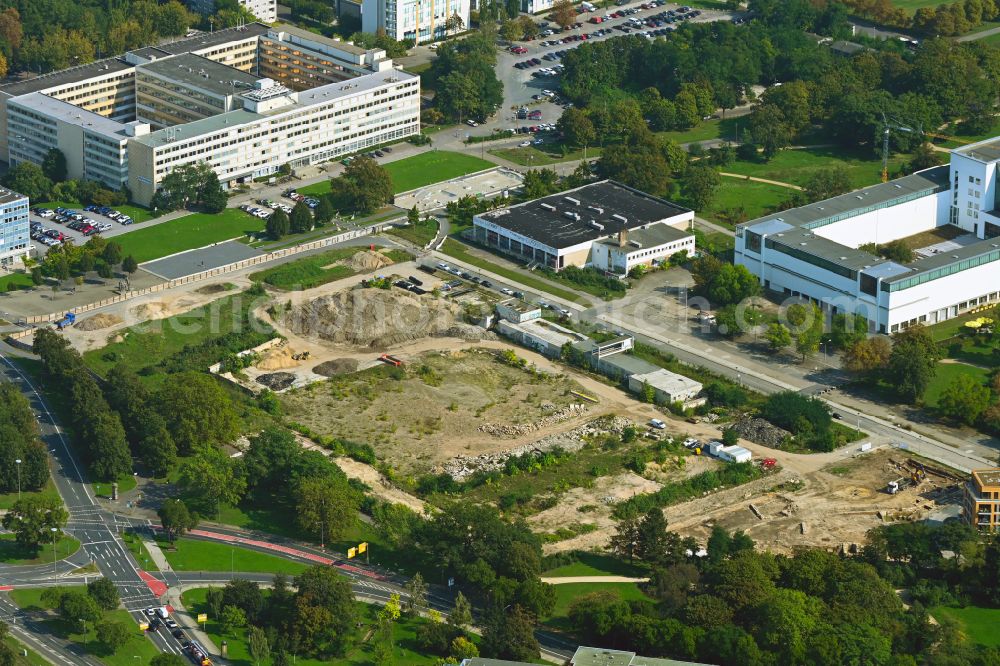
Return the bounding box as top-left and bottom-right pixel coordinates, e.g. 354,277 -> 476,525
887,326 -> 940,403
722,427 -> 740,447
314,197 -> 335,227
87,577 -> 120,611
829,313 -> 869,349
248,625 -> 271,666
796,325 -> 822,361
938,374 -> 991,425
293,565 -> 357,656
151,654 -> 188,666
155,372 -> 239,455
95,620 -> 130,652
804,167 -> 852,202
682,165 -> 722,211
177,447 -> 246,518
843,337 -> 891,377
2,495 -> 68,555
558,107 -> 596,149
450,635 -> 479,660
221,605 -> 248,633
765,322 -> 792,352
748,104 -> 791,158
404,572 -> 427,616
121,256 -> 138,275
42,148 -> 68,182
329,156 -> 394,215
481,605 -> 539,662
101,242 -> 123,267
552,0 -> 577,29
2,162 -> 52,201
266,208 -> 290,240
761,391 -> 832,437
158,499 -> 198,543
407,205 -> 420,226
448,592 -> 473,630
522,169 -> 559,199
57,590 -> 101,625
290,201 -> 313,235
199,171 -> 227,213
295,475 -> 358,545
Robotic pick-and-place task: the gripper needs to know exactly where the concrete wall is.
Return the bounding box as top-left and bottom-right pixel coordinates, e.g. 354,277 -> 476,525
811,191 -> 946,247
883,259 -> 1000,330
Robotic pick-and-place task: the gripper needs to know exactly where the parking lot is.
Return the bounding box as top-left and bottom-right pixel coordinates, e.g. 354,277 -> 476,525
29,204 -> 139,255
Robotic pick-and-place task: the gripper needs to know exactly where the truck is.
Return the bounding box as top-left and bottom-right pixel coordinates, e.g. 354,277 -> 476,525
55,312 -> 76,330
379,354 -> 404,367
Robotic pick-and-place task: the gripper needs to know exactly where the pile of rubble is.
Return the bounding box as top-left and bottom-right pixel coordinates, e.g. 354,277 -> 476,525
446,415 -> 631,481
479,403 -> 588,438
726,414 -> 791,448
256,372 -> 296,391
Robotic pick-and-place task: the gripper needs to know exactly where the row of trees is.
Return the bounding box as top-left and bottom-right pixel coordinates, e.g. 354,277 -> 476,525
39,236 -> 137,283
2,159 -> 128,207
839,0 -> 1000,36
427,31 -> 503,122
150,162 -> 227,214
0,383 -> 48,493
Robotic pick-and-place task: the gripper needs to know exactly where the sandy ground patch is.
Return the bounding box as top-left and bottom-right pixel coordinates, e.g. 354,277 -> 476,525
75,313 -> 123,331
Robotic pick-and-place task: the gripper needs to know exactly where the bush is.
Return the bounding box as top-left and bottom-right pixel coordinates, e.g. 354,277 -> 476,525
613,463 -> 762,519
540,265 -> 627,295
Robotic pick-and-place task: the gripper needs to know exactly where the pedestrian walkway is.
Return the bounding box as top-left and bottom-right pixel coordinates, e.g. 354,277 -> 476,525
719,172 -> 803,190
142,536 -> 173,573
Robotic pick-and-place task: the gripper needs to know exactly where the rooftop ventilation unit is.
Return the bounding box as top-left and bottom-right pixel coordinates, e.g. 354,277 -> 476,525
628,240 -> 642,248
590,220 -> 604,231
800,242 -> 808,246
611,213 -> 628,223
564,196 -> 581,205
540,203 -> 556,211
565,211 -> 581,221
587,205 -> 604,214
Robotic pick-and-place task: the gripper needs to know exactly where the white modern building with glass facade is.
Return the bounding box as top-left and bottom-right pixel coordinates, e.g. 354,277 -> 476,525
0,188 -> 30,266
0,23 -> 420,206
734,142 -> 1000,334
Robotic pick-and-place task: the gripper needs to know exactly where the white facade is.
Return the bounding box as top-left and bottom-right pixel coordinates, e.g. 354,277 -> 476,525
0,188 -> 30,265
735,151 -> 1000,334
188,0 -> 277,22
627,369 -> 702,404
361,0 -> 470,43
590,230 -> 695,274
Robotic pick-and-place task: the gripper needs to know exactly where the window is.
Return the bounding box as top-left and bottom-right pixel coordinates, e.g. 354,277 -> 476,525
970,176 -> 975,183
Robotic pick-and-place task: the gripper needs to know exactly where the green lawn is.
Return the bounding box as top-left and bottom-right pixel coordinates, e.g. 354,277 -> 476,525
92,474 -> 137,498
385,217 -> 439,246
658,116 -> 740,145
0,534 -> 80,566
159,537 -> 309,575
248,246 -> 410,290
439,239 -> 588,304
9,586 -> 160,666
115,209 -> 266,263
122,531 -> 159,572
543,552 -> 647,578
181,588 -> 478,665
0,272 -> 34,292
703,179 -> 792,228
724,146 -> 911,190
925,310 -> 995,343
542,582 -> 652,631
490,144 -> 602,166
932,605 -> 1000,647
298,151 -> 496,197
35,201 -> 157,224
923,362 -> 992,409
5,635 -> 49,666
0,478 -> 60,511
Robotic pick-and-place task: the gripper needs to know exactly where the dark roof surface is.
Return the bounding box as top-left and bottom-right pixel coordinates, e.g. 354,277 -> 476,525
478,180 -> 691,250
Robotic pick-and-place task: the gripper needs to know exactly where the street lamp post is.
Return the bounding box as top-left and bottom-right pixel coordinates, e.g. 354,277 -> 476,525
14,459 -> 21,500
51,527 -> 58,575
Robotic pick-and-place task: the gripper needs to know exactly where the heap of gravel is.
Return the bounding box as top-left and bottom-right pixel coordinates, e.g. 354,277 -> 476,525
256,372 -> 296,391
726,415 -> 791,448
313,358 -> 361,376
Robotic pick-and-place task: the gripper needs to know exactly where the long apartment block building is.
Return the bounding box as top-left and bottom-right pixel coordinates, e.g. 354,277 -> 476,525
0,23 -> 420,206
734,141 -> 1000,334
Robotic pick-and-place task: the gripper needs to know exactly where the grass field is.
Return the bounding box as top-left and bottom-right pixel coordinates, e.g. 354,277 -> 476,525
542,582 -> 652,631
933,605 -> 1000,647
439,239 -> 587,304
0,272 -> 34,292
543,552 -> 647,578
92,474 -> 137,499
248,246 -> 410,290
385,217 -> 439,246
83,291 -> 272,378
5,636 -> 48,666
725,146 -> 910,190
181,588 -> 482,666
0,533 -> 79,565
122,531 -> 159,572
491,144 -> 602,166
35,201 -> 157,224
115,209 -> 266,263
925,310 -> 994,343
159,537 -> 309,574
923,362 -> 991,409
659,116 -> 739,145
0,479 -> 61,511
299,151 -> 495,197
703,179 -> 791,228
9,587 -> 160,666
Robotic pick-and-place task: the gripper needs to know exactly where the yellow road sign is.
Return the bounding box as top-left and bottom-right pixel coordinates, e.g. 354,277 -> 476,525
348,547 -> 357,558
358,542 -> 368,554
197,613 -> 208,623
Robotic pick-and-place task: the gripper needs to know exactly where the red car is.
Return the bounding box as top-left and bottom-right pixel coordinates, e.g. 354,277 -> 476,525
510,46 -> 527,54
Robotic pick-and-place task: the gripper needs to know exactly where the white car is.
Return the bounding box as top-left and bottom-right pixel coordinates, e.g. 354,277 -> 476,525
144,608 -> 156,618
466,119 -> 478,127
500,287 -> 514,295
649,419 -> 666,430
542,89 -> 555,96
519,140 -> 532,147
37,209 -> 54,218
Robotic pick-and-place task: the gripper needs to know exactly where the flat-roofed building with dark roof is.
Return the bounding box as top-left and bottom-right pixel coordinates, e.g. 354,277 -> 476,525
735,151 -> 1000,334
473,180 -> 694,273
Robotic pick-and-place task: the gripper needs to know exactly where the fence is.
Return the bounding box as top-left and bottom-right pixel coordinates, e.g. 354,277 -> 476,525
7,223 -> 392,337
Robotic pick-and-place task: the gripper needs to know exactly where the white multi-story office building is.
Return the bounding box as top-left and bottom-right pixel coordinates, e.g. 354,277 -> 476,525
0,188 -> 30,266
734,141 -> 1000,334
186,0 -> 278,23
0,23 -> 420,206
361,0 -> 470,43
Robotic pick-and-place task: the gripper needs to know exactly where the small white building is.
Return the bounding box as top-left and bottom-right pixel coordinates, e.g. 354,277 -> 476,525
707,441 -> 752,463
590,223 -> 694,275
496,298 -> 541,324
627,368 -> 702,404
495,317 -> 585,358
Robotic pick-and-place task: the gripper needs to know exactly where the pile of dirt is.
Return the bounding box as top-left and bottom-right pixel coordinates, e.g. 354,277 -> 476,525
256,345 -> 299,370
75,313 -> 123,331
348,250 -> 395,272
313,358 -> 360,376
257,372 -> 296,391
195,283 -> 234,295
727,415 -> 792,448
131,302 -> 170,319
282,288 -> 490,350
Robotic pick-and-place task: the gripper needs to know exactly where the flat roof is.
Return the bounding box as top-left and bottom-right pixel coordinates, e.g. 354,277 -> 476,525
631,368 -> 702,392
599,222 -> 691,251
883,235 -> 1000,283
9,93 -> 129,140
479,180 -> 691,250
0,187 -> 26,206
572,647 -> 714,666
954,137 -> 1000,163
503,318 -> 581,347
0,24 -> 271,98
137,53 -> 261,96
973,469 -> 1000,488
266,23 -> 370,56
131,68 -> 415,148
498,298 -> 539,314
